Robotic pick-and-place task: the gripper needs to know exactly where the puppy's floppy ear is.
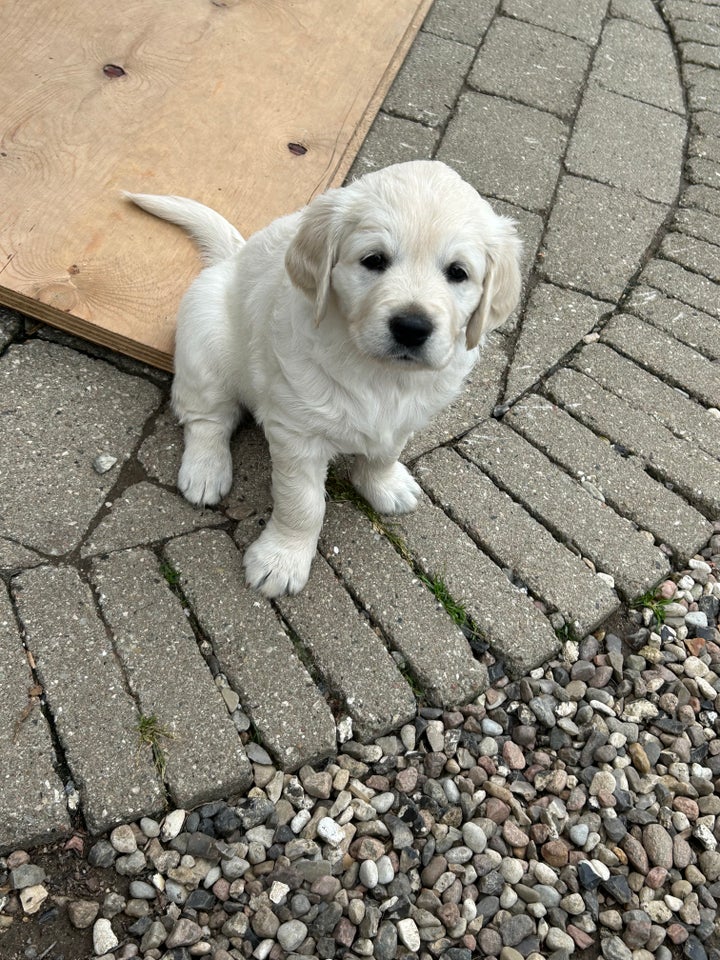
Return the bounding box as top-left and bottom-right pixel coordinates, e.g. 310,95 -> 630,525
466,217 -> 523,350
285,189 -> 348,325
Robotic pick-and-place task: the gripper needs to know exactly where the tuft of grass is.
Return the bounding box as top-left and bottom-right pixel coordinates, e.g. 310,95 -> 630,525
159,561 -> 181,588
137,714 -> 175,780
327,467 -> 487,650
631,588 -> 671,626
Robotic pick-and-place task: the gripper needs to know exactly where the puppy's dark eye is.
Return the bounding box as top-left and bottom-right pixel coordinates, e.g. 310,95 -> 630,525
361,252 -> 390,272
446,262 -> 469,283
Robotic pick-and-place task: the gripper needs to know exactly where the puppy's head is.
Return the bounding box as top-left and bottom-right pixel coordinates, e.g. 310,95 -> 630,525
285,160 -> 522,369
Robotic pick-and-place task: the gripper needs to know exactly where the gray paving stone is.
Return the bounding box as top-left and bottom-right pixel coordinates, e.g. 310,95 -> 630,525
12,565 -> 164,833
610,0 -> 664,30
683,42 -> 720,69
565,85 -> 685,203
694,112 -> 720,143
164,530 -> 336,770
383,31 -> 474,127
502,0 -> 608,44
347,112 -> 439,181
663,1 -> 720,29
389,493 -> 561,674
491,200 -> 545,288
423,0 -> 499,45
682,182 -> 720,217
541,175 -> 667,301
504,283 -> 613,401
0,341 -> 160,556
319,501 -> 488,707
415,447 -> 619,634
593,18 -> 684,113
504,397 -> 713,561
0,539 -> 44,574
0,583 -> 71,853
137,408 -> 183,487
640,258 -> 720,318
468,16 -> 591,117
686,157 -> 720,191
545,368 -> 720,517
437,92 -> 567,212
673,206 -> 720,247
457,420 -> 670,599
683,63 -> 720,113
660,231 -> 720,284
689,134 -> 720,166
624,285 -> 720,361
91,549 -> 251,807
81,481 -> 225,558
403,337 -> 509,461
669,17 -> 720,46
598,315 -> 720,412
276,557 -> 417,742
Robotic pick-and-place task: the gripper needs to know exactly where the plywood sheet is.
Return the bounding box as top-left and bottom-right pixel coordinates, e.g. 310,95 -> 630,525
0,0 -> 431,370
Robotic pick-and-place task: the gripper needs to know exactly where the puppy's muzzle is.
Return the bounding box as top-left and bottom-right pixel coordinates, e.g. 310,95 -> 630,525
389,312 -> 433,349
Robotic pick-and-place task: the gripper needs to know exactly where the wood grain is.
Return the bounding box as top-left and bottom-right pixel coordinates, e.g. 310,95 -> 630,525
0,0 -> 432,370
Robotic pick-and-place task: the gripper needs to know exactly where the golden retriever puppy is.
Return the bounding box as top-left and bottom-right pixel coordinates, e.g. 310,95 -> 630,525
126,161 -> 521,597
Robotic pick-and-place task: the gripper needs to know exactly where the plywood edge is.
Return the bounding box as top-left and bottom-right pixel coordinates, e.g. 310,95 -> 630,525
0,287 -> 174,371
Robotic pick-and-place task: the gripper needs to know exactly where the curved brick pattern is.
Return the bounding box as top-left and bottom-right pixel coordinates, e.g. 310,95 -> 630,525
587,329 -> 720,446
12,566 -> 164,833
458,420 -> 670,599
163,529 -> 337,771
546,368 -> 720,517
0,584 -> 70,853
415,447 -> 619,635
437,92 -> 567,212
90,549 -> 251,808
389,494 -> 561,675
0,341 -> 160,555
624,285 -> 720,361
504,283 -> 612,401
565,84 -> 685,203
504,397 -> 713,562
276,558 -> 417,743
3,0 -> 720,851
540,175 -> 667,301
319,501 -> 488,707
468,16 -> 592,118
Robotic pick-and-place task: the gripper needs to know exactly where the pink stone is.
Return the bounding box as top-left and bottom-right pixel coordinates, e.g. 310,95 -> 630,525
502,741 -> 526,770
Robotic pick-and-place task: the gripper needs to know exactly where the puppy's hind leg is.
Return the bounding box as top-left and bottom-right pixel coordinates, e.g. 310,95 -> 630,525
351,454 -> 421,515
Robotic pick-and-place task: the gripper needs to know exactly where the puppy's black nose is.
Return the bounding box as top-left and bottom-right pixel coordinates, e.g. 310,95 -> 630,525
389,312 -> 433,348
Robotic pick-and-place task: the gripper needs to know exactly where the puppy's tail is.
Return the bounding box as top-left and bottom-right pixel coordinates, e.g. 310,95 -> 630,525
123,192 -> 244,266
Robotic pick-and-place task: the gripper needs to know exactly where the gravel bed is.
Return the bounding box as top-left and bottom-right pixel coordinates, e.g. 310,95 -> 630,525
2,530 -> 720,960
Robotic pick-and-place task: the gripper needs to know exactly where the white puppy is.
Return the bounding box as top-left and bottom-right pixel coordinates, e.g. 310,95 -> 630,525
127,160 -> 521,598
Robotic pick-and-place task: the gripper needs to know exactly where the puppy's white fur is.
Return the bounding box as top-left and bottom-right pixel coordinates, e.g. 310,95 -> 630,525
127,161 -> 521,598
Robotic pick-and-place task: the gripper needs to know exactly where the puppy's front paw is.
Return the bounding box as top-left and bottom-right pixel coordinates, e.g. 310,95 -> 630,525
178,447 -> 233,506
352,460 -> 421,515
243,526 -> 316,598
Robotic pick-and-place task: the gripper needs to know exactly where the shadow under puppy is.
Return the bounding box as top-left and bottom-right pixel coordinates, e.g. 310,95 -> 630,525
126,160 -> 522,598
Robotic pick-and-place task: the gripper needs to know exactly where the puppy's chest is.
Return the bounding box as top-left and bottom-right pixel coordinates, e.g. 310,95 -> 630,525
329,378 -> 454,458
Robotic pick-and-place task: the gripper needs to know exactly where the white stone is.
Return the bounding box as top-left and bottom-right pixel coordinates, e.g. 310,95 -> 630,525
317,817 -> 345,848
397,918 -> 421,952
269,881 -> 290,904
19,885 -> 48,915
93,918 -> 119,955
110,823 -> 137,854
160,809 -> 187,841
376,855 -> 395,884
359,859 -> 378,889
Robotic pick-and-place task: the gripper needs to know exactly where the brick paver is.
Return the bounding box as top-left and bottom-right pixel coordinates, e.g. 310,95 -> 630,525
2,0 -> 719,846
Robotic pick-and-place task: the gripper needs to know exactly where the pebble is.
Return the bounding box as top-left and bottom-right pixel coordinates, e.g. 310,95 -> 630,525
2,559 -> 717,960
